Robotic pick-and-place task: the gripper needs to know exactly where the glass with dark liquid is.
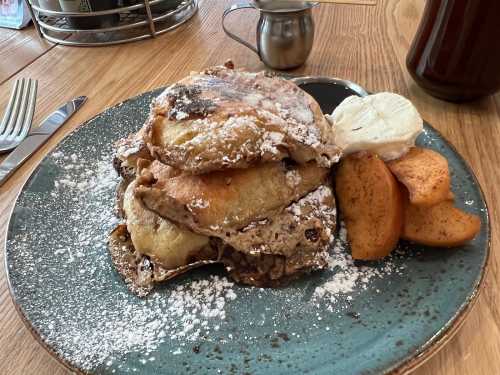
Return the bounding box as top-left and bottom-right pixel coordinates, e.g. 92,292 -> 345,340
406,0 -> 500,102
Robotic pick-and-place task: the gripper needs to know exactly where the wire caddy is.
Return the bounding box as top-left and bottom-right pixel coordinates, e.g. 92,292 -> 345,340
25,0 -> 198,46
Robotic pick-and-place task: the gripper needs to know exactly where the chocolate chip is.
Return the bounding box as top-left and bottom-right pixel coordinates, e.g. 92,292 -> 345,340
283,158 -> 297,170
305,228 -> 319,242
112,156 -> 122,175
224,60 -> 235,69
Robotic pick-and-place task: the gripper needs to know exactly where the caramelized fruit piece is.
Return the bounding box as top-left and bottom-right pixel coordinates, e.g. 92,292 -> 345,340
388,147 -> 451,207
335,152 -> 403,260
402,196 -> 481,247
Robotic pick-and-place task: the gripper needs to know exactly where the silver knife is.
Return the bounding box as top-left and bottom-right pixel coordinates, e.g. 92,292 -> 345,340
0,96 -> 87,186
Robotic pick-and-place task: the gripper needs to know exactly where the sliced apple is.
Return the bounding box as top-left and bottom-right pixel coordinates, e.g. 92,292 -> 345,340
388,147 -> 451,207
335,152 -> 403,260
402,197 -> 481,247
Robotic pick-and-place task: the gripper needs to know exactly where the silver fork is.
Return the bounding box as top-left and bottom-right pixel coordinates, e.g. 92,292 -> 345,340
0,78 -> 38,153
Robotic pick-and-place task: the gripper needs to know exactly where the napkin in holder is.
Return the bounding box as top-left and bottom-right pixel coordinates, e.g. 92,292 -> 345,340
0,0 -> 31,29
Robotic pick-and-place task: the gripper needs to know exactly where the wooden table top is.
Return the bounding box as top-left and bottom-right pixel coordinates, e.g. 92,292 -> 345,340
0,1 -> 499,374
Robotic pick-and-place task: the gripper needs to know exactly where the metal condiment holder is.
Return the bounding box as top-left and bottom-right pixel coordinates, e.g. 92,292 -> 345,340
24,0 -> 198,46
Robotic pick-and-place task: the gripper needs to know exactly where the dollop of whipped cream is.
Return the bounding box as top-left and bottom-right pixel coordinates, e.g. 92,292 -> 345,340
327,92 -> 423,160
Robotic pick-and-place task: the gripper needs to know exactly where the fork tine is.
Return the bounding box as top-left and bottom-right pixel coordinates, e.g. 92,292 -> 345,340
7,78 -> 33,139
9,78 -> 32,140
2,78 -> 25,139
17,80 -> 38,141
0,79 -> 21,136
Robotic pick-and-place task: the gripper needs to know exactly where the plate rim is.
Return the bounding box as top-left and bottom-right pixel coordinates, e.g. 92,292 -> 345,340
2,86 -> 492,375
383,122 -> 491,374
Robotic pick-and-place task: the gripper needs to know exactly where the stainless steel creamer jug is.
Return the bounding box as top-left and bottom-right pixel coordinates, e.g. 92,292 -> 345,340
222,1 -> 318,70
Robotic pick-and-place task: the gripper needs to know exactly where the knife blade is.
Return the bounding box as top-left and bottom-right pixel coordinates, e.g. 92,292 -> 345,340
0,96 -> 87,186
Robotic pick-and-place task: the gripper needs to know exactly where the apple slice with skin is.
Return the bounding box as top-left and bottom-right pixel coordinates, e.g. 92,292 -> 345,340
335,152 -> 403,260
387,147 -> 451,207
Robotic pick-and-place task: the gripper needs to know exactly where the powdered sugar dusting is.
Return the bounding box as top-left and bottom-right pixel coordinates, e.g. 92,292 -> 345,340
8,147 -> 242,371
43,275 -> 236,369
314,223 -> 405,306
8,145 -> 401,371
285,169 -> 302,188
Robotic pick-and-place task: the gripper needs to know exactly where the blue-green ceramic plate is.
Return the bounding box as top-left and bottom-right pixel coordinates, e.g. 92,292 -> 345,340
5,80 -> 490,375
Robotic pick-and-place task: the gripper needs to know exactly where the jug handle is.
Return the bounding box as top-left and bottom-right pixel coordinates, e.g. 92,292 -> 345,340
222,3 -> 259,57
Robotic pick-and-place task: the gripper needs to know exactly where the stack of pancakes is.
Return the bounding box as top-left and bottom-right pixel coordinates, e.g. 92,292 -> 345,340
109,63 -> 341,296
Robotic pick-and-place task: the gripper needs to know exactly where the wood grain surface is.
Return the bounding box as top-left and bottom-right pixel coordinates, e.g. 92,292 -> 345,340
0,1 -> 499,374
0,26 -> 52,85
